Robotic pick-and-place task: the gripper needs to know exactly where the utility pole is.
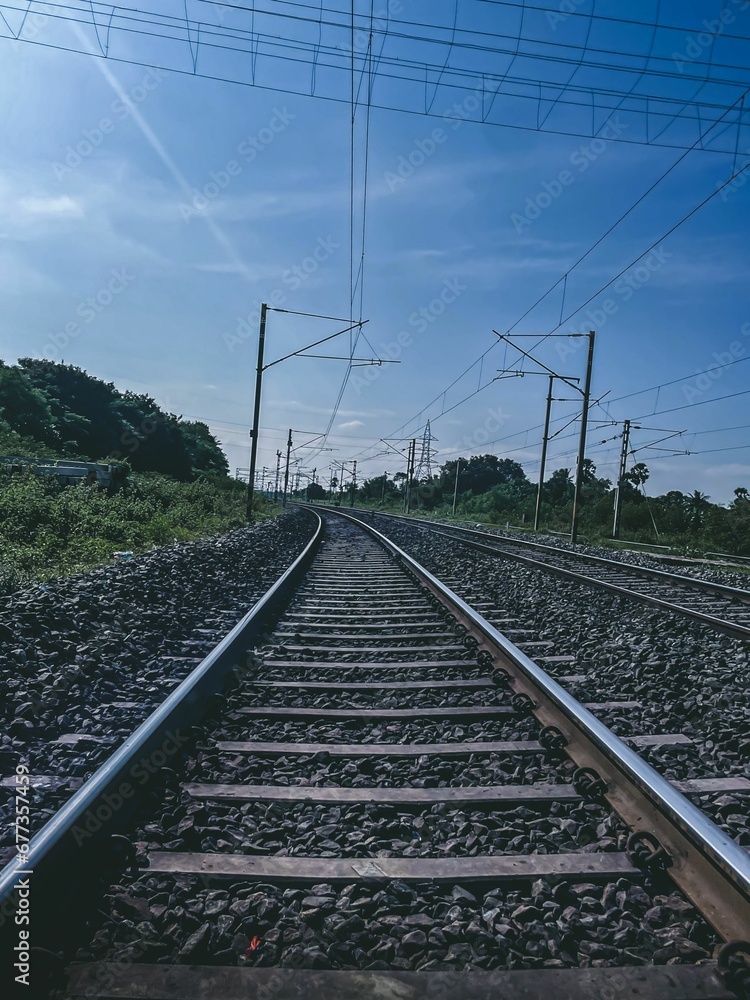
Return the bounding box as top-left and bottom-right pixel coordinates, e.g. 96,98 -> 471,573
246,302 -> 267,520
381,471 -> 389,505
404,439 -> 416,513
273,450 -> 282,502
570,330 -> 596,546
494,334 -> 585,538
282,429 -> 292,507
350,460 -> 357,507
534,376 -> 554,532
612,419 -> 631,540
451,458 -> 462,517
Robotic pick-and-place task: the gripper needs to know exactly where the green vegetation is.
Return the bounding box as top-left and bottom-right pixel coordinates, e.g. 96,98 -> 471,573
0,471 -> 267,595
318,454 -> 750,556
0,359 -> 228,478
0,359 -> 272,595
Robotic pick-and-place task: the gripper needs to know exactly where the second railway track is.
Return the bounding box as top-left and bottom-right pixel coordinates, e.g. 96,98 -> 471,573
354,510 -> 750,641
1,508 -> 749,998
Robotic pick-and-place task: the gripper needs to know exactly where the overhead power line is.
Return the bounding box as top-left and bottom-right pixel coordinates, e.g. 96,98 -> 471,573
3,1 -> 750,152
356,99 -> 750,468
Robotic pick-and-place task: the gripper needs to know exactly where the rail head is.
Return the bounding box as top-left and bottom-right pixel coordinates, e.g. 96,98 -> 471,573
315,506 -> 750,943
365,508 -> 750,605
0,510 -> 324,915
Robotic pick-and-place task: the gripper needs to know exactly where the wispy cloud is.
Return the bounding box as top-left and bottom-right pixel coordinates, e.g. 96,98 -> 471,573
338,419 -> 365,430
18,195 -> 83,218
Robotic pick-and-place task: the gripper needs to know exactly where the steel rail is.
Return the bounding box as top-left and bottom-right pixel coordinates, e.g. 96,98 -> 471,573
354,510 -> 750,641
0,511 -> 323,938
315,507 -> 750,943
364,509 -> 750,605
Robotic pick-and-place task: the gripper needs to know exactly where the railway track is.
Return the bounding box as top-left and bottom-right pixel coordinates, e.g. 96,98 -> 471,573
355,511 -> 750,641
1,509 -> 749,998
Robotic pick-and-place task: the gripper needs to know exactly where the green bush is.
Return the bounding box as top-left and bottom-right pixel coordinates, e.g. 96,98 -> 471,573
0,471 -> 268,595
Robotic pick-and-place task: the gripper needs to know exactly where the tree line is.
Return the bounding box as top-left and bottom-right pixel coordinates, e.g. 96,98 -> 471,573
0,359 -> 228,481
308,453 -> 750,554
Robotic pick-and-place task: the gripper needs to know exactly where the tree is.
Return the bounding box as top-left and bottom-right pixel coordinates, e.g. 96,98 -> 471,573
684,490 -> 711,532
544,468 -> 574,504
177,421 -> 229,478
306,482 -> 326,500
624,462 -> 650,488
439,455 -> 527,496
0,362 -> 60,448
13,359 -> 228,481
581,458 -> 611,498
358,474 -> 400,503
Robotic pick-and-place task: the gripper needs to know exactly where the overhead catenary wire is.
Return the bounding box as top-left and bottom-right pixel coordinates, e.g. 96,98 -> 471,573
206,0 -> 750,51
305,0 -> 375,464
360,86 -> 750,462
8,0 -> 749,485
4,1 -> 750,149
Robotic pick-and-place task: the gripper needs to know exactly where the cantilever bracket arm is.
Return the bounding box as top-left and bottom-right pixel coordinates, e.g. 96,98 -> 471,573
293,355 -> 400,367
493,332 -> 582,395
264,320 -> 369,370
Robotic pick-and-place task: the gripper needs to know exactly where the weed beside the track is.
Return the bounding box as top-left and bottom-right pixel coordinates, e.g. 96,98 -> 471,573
0,472 -> 277,595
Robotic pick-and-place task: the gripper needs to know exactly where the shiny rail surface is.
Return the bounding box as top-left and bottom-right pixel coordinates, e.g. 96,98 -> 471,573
354,509 -> 750,641
0,508 -> 747,998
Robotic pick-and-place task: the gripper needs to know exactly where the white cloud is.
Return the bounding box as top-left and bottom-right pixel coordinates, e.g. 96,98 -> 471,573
17,195 -> 83,218
338,419 -> 364,429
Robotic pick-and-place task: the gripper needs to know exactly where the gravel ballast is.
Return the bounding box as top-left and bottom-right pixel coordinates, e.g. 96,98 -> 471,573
0,509 -> 317,857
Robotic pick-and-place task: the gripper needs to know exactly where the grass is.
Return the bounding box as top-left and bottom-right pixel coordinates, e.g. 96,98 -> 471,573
0,471 -> 274,596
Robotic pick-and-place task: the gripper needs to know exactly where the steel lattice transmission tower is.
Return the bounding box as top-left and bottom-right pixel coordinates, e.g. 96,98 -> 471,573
414,420 -> 437,483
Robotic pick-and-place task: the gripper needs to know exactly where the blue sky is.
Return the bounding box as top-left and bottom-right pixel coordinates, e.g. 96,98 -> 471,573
1,0 -> 749,503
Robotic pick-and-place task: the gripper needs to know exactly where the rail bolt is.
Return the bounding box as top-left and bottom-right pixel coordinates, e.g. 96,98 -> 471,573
107,833 -> 138,869
539,725 -> 568,753
572,766 -> 608,799
717,940 -> 750,994
626,830 -> 673,871
491,666 -> 512,687
477,650 -> 494,668
462,634 -> 480,650
510,692 -> 535,715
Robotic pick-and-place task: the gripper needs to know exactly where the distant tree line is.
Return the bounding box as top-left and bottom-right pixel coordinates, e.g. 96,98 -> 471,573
337,453 -> 750,554
0,359 -> 228,481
